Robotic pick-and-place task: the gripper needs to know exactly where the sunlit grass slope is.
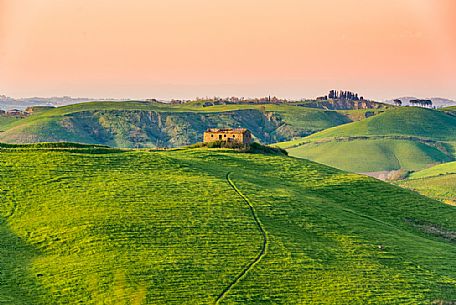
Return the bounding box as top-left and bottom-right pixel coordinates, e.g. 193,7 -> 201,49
277,107 -> 456,172
0,116 -> 21,131
286,138 -> 452,172
398,161 -> 456,205
0,101 -> 351,147
306,107 -> 456,141
408,161 -> 456,179
0,144 -> 455,304
443,106 -> 456,114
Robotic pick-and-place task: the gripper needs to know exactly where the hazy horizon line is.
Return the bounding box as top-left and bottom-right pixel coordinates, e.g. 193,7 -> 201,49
2,93 -> 455,103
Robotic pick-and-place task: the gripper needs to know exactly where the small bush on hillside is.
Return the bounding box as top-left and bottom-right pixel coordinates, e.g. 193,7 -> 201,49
0,142 -> 109,149
187,141 -> 288,155
0,142 -> 123,154
248,142 -> 288,155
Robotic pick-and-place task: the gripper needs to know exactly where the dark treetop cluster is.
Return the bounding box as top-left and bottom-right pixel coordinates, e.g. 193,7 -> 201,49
318,90 -> 364,101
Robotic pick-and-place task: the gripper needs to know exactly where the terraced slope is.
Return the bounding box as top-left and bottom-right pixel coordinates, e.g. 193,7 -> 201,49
0,101 -> 352,147
0,144 -> 455,304
277,107 -> 456,173
398,161 -> 456,205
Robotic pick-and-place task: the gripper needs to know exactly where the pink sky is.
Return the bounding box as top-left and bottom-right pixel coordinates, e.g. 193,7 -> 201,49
1,0 -> 455,100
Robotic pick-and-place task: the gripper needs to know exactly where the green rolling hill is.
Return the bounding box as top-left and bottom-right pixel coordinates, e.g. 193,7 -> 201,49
0,144 -> 455,304
278,107 -> 456,173
0,101 -> 356,148
0,116 -> 21,131
443,106 -> 456,114
283,138 -> 452,173
305,107 -> 456,141
398,161 -> 456,205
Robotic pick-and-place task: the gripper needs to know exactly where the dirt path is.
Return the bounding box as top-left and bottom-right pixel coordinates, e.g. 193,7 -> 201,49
215,172 -> 268,305
6,201 -> 17,219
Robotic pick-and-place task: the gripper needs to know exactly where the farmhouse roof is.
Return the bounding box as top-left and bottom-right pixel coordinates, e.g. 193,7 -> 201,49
205,128 -> 249,134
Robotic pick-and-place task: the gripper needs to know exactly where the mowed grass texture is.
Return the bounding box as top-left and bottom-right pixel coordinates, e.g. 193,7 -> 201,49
286,139 -> 452,172
398,162 -> 456,205
0,146 -> 455,304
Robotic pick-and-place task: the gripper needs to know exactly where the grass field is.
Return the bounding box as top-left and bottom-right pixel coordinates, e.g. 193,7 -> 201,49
277,107 -> 456,173
398,161 -> 456,205
336,109 -> 387,121
0,144 -> 455,304
306,107 -> 456,141
0,116 -> 22,131
443,106 -> 456,114
408,161 -> 456,179
285,138 -> 452,172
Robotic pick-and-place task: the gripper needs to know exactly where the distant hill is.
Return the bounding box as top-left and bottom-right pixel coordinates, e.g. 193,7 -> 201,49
0,145 -> 455,303
282,138 -> 452,173
443,106 -> 456,116
277,107 -> 456,173
296,99 -> 392,110
0,116 -> 22,131
0,101 -> 371,148
0,95 -> 95,111
306,107 -> 456,141
385,97 -> 456,108
398,161 -> 456,205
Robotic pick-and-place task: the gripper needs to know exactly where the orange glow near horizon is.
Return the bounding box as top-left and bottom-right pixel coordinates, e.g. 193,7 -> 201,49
1,0 -> 455,100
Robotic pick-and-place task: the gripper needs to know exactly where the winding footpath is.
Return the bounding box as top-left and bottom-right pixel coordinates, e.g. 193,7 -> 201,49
215,172 -> 269,305
2,191 -> 18,222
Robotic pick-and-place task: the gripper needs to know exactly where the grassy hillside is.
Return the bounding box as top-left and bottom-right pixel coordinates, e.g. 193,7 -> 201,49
286,138 -> 452,173
0,116 -> 22,131
443,106 -> 456,114
398,162 -> 456,205
408,161 -> 456,179
0,101 -> 352,148
306,107 -> 456,141
278,107 -> 456,173
336,108 -> 387,121
0,144 -> 455,304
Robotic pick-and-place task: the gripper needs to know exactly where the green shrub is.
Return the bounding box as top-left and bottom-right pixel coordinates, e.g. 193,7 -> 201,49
187,141 -> 287,155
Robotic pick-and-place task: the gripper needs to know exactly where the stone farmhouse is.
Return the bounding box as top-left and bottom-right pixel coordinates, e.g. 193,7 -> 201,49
6,109 -> 24,116
203,128 -> 253,144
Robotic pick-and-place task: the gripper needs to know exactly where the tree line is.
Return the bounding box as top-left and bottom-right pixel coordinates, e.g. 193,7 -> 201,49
317,90 -> 364,101
410,99 -> 433,107
394,99 -> 433,107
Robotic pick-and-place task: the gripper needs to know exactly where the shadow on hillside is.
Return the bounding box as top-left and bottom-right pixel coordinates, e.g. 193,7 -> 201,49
0,217 -> 47,304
